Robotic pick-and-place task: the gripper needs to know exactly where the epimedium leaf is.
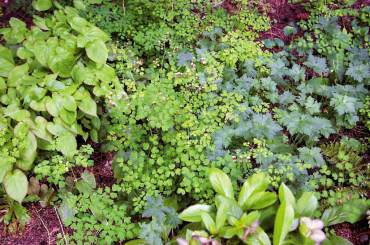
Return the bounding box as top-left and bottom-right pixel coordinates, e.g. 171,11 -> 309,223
78,95 -> 97,117
8,64 -> 29,87
32,0 -> 53,11
0,161 -> 13,184
85,39 -> 108,64
56,131 -> 77,159
16,131 -> 37,171
0,57 -> 15,77
4,169 -> 28,203
209,168 -> 234,199
273,201 -> 294,245
179,204 -> 212,222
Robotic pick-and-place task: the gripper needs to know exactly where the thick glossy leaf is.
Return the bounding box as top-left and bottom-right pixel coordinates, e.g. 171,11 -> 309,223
245,192 -> 277,210
32,0 -> 53,11
246,227 -> 271,245
273,202 -> 294,245
296,192 -> 318,217
215,198 -> 229,231
209,168 -> 234,198
215,195 -> 243,220
238,172 -> 269,208
201,212 -> 216,234
85,39 -> 108,64
4,169 -> 28,203
78,96 -> 97,117
56,131 -> 77,159
179,204 -> 212,222
278,183 -> 295,207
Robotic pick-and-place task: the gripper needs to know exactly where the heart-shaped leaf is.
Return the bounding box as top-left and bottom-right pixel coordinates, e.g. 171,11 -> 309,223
85,39 -> 108,64
4,169 -> 28,203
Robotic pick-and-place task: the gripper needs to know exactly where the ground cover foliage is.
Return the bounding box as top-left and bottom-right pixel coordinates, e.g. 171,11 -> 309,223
0,0 -> 369,244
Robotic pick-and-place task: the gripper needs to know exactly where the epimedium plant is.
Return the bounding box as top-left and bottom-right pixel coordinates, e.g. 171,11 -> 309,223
0,4 -> 122,203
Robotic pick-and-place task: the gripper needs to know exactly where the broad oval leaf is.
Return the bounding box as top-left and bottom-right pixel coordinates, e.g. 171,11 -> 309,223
17,131 -> 37,171
273,202 -> 294,245
85,39 -> 108,64
296,192 -> 318,217
201,212 -> 216,235
238,172 -> 269,208
78,96 -> 97,117
4,169 -> 28,203
32,0 -> 53,11
56,132 -> 77,159
246,227 -> 271,245
0,161 -> 13,183
209,168 -> 234,198
245,191 -> 277,210
179,204 -> 212,222
278,183 -> 296,207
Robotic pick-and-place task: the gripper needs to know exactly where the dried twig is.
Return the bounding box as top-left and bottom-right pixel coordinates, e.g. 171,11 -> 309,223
36,208 -> 51,245
54,206 -> 68,245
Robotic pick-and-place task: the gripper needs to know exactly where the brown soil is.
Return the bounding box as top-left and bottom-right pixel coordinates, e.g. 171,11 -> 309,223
0,204 -> 63,245
334,221 -> 370,245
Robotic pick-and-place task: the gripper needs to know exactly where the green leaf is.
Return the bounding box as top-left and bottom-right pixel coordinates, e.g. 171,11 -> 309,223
85,39 -> 108,64
238,172 -> 269,208
63,95 -> 77,112
245,192 -> 277,210
8,64 -> 29,87
209,168 -> 234,199
296,192 -> 318,217
328,49 -> 345,81
321,199 -> 369,226
246,227 -> 271,245
76,171 -> 96,194
179,204 -> 212,222
46,122 -> 68,136
323,234 -> 353,245
0,161 -> 13,184
4,169 -> 28,203
215,198 -> 229,231
0,57 -> 15,77
78,95 -> 97,117
273,202 -> 294,245
278,183 -> 296,207
32,116 -> 53,142
56,132 -> 77,159
17,131 -> 37,171
201,212 -> 216,234
32,0 -> 53,11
